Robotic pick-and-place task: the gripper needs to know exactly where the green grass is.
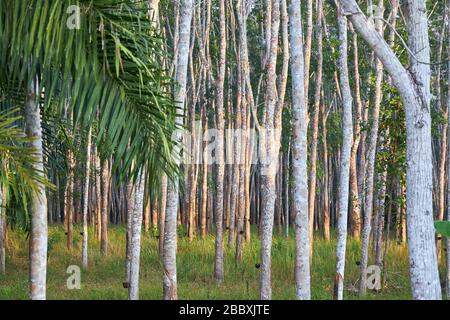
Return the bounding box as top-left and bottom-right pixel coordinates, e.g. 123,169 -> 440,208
1,225 -> 445,300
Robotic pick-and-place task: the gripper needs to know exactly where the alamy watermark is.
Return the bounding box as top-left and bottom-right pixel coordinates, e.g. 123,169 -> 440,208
66,5 -> 81,30
366,265 -> 381,291
172,122 -> 282,176
66,265 -> 81,290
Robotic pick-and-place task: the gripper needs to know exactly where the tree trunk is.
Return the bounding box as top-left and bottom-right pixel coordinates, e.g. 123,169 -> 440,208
437,19 -> 448,260
124,183 -> 135,287
228,90 -> 241,248
151,192 -> 158,236
334,6 -> 353,300
235,0 -> 251,264
65,143 -> 74,251
290,0 -> 311,300
144,181 -> 150,233
163,0 -> 193,300
94,146 -> 101,241
237,0 -> 257,245
304,0 -> 313,106
284,146 -> 290,238
128,176 -> 145,300
349,25 -> 362,239
200,110 -> 208,239
321,102 -> 330,241
446,1 -> 450,298
358,0 -> 384,296
74,156 -> 82,224
259,0 -> 281,300
81,129 -> 92,270
400,183 -> 407,244
55,175 -> 61,224
159,175 -> 167,258
308,0 -> 323,252
26,78 -> 48,300
374,168 -> 387,267
0,187 -> 5,274
339,0 -> 442,300
213,0 -> 226,284
100,159 -> 109,256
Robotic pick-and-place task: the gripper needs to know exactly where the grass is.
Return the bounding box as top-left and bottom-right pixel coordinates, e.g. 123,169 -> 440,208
1,225 -> 446,300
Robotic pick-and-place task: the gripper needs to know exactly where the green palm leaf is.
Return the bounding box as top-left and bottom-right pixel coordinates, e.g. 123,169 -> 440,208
0,0 -> 179,189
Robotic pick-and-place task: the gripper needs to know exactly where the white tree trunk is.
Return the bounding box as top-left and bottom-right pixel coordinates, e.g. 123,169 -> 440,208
308,0 -> 324,251
214,0 -> 226,283
81,128 -> 92,270
259,0 -> 281,300
0,187 -> 5,274
124,183 -> 135,286
349,25 -> 362,239
94,148 -> 101,240
289,0 -> 310,300
163,0 -> 193,300
446,1 -> 450,298
25,78 -> 48,300
159,175 -> 167,258
200,114 -> 208,239
303,0 -> 313,106
334,6 -> 353,300
338,0 -> 442,300
100,160 -> 109,256
358,0 -> 384,295
128,176 -> 145,300
374,168 -> 388,267
403,0 -> 441,300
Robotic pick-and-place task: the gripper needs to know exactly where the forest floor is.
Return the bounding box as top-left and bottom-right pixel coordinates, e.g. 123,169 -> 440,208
1,225 -> 447,300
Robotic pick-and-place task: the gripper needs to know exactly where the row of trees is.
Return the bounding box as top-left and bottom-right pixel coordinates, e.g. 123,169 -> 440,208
1,0 -> 450,300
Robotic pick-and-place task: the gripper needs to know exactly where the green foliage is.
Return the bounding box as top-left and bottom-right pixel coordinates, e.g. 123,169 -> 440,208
326,111 -> 342,153
435,221 -> 450,238
0,226 -> 418,300
431,106 -> 447,139
177,224 -> 187,238
0,108 -> 53,230
0,0 -> 178,188
377,83 -> 406,186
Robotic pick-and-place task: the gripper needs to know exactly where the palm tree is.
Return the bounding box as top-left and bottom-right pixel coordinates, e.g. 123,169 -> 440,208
0,0 -> 177,299
0,108 -> 48,275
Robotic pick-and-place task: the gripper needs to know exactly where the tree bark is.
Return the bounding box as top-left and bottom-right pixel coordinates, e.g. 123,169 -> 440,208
304,0 -> 313,106
446,1 -> 450,298
338,0 -> 442,300
358,0 -> 384,296
65,135 -> 74,250
0,187 -> 5,274
159,175 -> 167,258
151,192 -> 158,236
200,110 -> 208,239
94,146 -> 101,241
26,78 -> 48,300
213,0 -> 226,284
321,101 -> 330,241
308,0 -> 323,252
163,0 -> 193,300
124,182 -> 135,287
81,128 -> 92,270
290,0 -> 311,300
100,159 -> 109,256
436,17 -> 448,261
349,25 -> 362,239
128,176 -> 145,300
374,168 -> 387,267
334,6 -> 353,300
259,0 -> 281,300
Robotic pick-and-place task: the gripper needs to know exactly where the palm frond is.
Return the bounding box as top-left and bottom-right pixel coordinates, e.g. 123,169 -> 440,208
0,0 -> 179,188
